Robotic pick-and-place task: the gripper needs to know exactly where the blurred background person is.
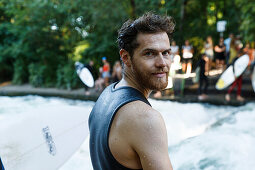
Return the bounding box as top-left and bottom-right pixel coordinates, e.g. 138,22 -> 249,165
225,50 -> 245,102
170,40 -> 179,61
198,54 -> 209,100
111,60 -> 122,82
204,36 -> 214,72
95,67 -> 105,92
228,36 -> 238,65
235,35 -> 243,51
85,60 -> 97,81
224,33 -> 234,65
182,40 -> 193,75
214,37 -> 226,70
101,56 -> 111,87
243,43 -> 254,68
84,60 -> 97,95
170,40 -> 181,75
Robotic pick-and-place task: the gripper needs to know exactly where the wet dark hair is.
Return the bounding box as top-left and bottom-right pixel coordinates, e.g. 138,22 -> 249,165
117,12 -> 175,57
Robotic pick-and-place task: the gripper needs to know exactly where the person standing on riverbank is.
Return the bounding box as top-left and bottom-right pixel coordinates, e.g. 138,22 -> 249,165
225,51 -> 245,102
101,56 -> 111,87
243,43 -> 254,67
214,37 -> 226,70
198,54 -> 209,100
224,33 -> 233,65
84,60 -> 97,95
170,40 -> 179,61
89,12 -> 174,170
111,60 -> 122,82
182,40 -> 193,75
204,36 -> 214,71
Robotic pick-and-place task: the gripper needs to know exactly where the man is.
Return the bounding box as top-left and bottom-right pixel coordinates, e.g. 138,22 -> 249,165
89,12 -> 175,170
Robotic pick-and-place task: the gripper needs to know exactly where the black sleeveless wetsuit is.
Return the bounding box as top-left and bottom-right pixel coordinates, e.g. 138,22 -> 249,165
89,83 -> 151,170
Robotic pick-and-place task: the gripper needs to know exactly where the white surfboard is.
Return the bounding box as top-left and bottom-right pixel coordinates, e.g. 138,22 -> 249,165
0,106 -> 89,170
252,67 -> 255,93
75,62 -> 94,87
216,54 -> 249,90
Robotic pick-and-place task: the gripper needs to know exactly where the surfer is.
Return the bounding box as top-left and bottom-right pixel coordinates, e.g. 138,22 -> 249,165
198,53 -> 209,100
225,51 -> 245,102
89,12 -> 174,170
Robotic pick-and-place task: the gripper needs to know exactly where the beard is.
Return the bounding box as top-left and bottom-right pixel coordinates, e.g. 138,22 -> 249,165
131,61 -> 169,91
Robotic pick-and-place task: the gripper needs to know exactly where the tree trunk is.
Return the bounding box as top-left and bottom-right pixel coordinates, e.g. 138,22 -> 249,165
179,0 -> 187,47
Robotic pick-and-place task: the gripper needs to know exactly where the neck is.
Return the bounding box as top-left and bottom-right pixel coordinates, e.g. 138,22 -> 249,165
115,72 -> 152,98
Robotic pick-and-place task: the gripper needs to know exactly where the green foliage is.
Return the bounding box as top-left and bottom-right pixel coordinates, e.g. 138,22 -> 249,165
28,63 -> 46,87
12,58 -> 28,84
189,37 -> 205,64
0,0 -> 87,88
1,0 -> 254,87
56,60 -> 80,90
81,0 -> 128,66
235,0 -> 255,42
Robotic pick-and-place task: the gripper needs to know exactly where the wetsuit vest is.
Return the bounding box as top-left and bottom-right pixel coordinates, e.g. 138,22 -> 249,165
89,82 -> 151,170
0,157 -> 5,170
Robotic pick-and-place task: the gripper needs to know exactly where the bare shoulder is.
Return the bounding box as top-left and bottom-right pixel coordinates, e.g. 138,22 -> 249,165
117,100 -> 165,132
116,100 -> 167,148
116,100 -> 172,169
112,100 -> 172,169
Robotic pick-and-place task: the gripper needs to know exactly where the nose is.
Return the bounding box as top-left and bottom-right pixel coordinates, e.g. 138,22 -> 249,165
155,53 -> 167,67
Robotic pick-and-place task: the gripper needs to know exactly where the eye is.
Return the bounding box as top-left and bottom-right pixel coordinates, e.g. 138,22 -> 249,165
162,50 -> 170,56
145,51 -> 154,56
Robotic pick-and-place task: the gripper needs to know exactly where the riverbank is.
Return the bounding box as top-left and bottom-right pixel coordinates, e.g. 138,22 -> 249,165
0,70 -> 254,106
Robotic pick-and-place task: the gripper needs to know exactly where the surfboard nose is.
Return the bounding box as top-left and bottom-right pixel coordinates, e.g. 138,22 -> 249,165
75,61 -> 84,71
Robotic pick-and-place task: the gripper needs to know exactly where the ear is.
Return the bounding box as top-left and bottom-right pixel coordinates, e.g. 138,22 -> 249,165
119,49 -> 131,67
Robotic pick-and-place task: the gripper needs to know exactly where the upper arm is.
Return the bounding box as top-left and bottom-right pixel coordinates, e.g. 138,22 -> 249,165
124,102 -> 173,170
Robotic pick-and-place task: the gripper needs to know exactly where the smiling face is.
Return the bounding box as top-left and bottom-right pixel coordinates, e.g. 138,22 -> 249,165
130,32 -> 171,90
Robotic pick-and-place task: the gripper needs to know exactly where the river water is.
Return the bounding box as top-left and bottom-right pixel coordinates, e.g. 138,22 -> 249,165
0,95 -> 255,170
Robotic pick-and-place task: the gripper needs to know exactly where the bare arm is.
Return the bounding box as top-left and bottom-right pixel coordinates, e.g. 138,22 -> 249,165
126,102 -> 173,170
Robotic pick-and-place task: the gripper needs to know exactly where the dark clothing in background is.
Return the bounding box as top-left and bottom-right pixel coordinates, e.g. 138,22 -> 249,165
86,64 -> 97,80
0,157 -> 5,170
198,58 -> 208,95
215,44 -> 226,61
84,64 -> 97,90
